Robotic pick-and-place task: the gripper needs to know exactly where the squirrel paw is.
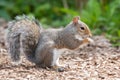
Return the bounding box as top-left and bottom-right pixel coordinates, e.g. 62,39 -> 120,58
52,65 -> 65,72
87,38 -> 94,44
86,38 -> 96,47
57,67 -> 65,72
79,38 -> 94,48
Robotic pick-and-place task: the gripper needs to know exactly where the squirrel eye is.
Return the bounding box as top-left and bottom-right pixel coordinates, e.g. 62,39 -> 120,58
80,27 -> 85,30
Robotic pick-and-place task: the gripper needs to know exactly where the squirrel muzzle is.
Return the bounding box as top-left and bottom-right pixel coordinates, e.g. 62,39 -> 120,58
89,33 -> 92,37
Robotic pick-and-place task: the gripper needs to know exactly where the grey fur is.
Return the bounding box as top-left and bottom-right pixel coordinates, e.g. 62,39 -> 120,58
7,16 -> 41,63
7,16 -> 92,69
34,21 -> 92,67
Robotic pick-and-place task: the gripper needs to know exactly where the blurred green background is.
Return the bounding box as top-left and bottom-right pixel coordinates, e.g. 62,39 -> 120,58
0,0 -> 120,46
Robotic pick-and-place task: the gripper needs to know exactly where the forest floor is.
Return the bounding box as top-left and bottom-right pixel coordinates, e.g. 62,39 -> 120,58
0,19 -> 120,80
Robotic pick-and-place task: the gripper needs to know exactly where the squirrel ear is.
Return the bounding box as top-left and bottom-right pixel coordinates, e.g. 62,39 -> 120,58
73,16 -> 80,24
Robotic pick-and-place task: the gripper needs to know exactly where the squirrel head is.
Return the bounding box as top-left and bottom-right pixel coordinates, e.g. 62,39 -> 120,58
66,16 -> 92,38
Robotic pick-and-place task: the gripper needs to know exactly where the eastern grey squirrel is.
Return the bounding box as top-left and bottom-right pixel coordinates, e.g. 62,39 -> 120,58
7,16 -> 93,72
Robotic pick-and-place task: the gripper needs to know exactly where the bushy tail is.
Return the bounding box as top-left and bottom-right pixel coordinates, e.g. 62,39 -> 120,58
7,32 -> 37,63
21,36 -> 37,63
7,15 -> 41,64
7,33 -> 21,62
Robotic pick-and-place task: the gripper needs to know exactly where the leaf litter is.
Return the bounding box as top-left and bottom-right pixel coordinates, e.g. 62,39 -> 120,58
0,20 -> 120,80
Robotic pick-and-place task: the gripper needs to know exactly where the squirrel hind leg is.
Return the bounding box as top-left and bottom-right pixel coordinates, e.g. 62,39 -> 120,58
51,48 -> 65,72
52,58 -> 65,72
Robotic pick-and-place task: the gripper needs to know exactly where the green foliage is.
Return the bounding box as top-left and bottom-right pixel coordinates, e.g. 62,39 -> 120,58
0,0 -> 77,27
0,0 -> 119,46
81,0 -> 120,46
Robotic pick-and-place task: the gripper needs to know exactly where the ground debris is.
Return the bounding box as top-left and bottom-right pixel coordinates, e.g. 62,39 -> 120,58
0,20 -> 120,80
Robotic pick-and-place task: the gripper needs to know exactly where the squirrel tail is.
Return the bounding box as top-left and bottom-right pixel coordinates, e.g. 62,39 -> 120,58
21,37 -> 37,63
7,32 -> 37,63
7,32 -> 21,62
7,16 -> 40,63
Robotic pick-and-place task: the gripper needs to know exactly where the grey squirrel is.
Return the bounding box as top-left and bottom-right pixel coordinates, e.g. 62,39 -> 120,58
7,16 -> 93,72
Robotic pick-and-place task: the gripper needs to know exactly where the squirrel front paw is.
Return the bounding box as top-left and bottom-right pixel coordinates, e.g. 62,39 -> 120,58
82,38 -> 94,44
86,38 -> 94,45
86,38 -> 96,47
79,38 -> 94,48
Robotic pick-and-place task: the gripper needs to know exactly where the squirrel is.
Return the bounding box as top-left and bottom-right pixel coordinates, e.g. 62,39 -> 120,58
7,16 -> 93,72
